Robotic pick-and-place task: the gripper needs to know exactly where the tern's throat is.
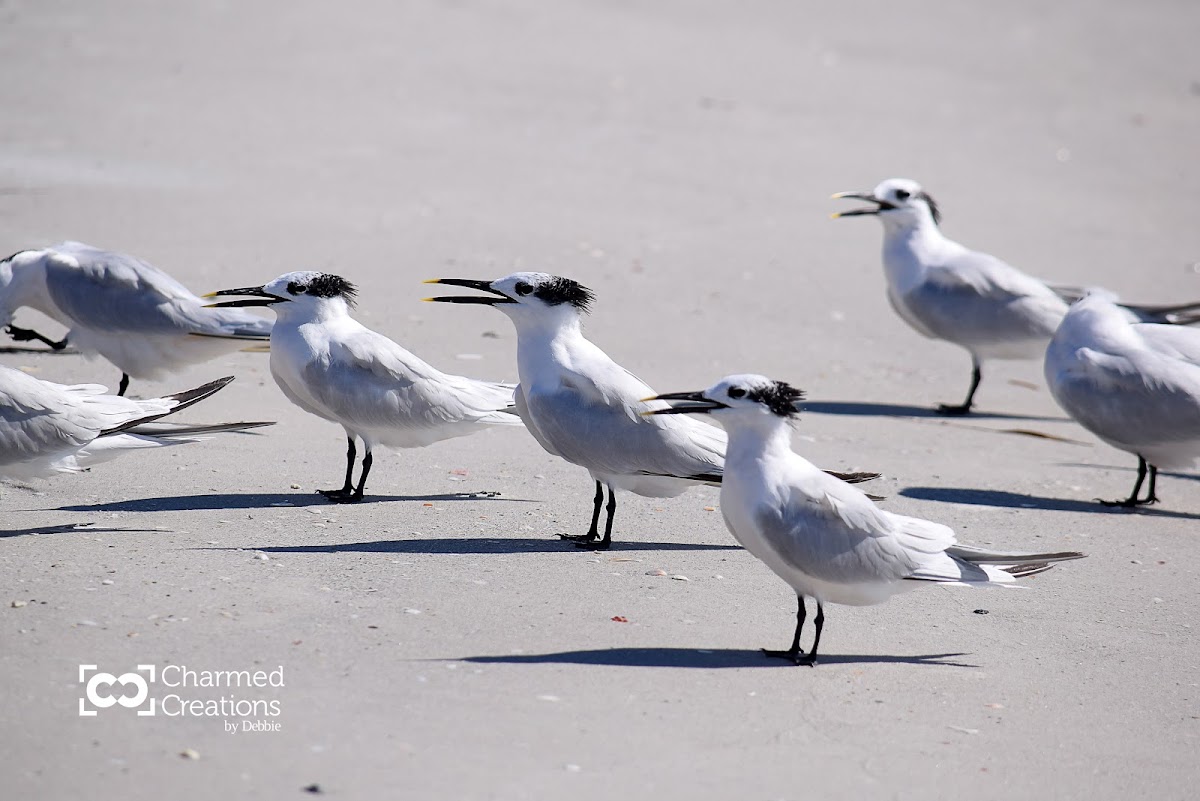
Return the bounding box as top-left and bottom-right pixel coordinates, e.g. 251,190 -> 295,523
273,297 -> 354,325
0,255 -> 55,322
511,314 -> 590,384
880,215 -> 952,296
722,416 -> 796,469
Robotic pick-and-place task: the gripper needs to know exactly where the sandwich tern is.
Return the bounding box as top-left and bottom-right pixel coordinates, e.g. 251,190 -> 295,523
832,178 -> 1072,414
425,273 -> 878,549
647,374 -> 1084,665
0,369 -> 270,480
0,241 -> 272,395
206,272 -> 522,502
1045,289 -> 1200,507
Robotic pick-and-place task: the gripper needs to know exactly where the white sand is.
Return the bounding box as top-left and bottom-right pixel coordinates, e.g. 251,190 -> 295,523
2,1 -> 1199,798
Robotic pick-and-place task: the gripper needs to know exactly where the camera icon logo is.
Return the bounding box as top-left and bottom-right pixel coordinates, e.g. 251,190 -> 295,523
78,665 -> 157,717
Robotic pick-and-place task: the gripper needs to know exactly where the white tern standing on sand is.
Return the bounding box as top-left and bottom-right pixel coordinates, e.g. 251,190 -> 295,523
0,369 -> 270,480
425,273 -> 878,549
0,242 -> 273,395
646,374 -> 1084,665
206,272 -> 522,502
1045,289 -> 1200,507
832,179 -> 1072,414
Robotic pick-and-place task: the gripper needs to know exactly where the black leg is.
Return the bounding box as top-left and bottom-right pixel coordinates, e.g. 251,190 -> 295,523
117,373 -> 130,397
558,481 -> 605,544
582,486 -> 617,550
5,325 -> 68,350
319,437 -> 356,497
803,602 -> 826,667
1099,455 -> 1158,508
937,360 -> 981,416
319,437 -> 357,498
328,449 -> 371,504
1144,464 -> 1159,504
763,596 -> 807,664
351,451 -> 372,500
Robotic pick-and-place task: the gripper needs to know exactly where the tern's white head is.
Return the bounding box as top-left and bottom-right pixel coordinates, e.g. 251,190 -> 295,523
424,271 -> 595,331
205,271 -> 358,320
833,178 -> 941,230
646,373 -> 806,433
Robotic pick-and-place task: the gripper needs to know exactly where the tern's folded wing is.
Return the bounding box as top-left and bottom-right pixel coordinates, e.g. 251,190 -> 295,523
41,243 -> 270,338
753,473 -> 956,586
523,378 -> 724,480
304,331 -> 517,429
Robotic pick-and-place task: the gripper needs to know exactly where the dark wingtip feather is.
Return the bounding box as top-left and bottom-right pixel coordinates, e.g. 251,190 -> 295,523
827,470 -> 881,484
99,376 -> 236,436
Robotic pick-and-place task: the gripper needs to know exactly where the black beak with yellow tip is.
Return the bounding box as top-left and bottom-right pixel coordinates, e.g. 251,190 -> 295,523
422,278 -> 515,305
641,391 -> 729,416
830,191 -> 895,218
202,287 -> 287,308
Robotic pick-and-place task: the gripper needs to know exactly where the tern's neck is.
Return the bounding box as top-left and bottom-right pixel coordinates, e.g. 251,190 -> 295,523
274,298 -> 354,326
879,214 -> 955,293
721,416 -> 796,468
510,313 -> 594,383
0,255 -> 53,322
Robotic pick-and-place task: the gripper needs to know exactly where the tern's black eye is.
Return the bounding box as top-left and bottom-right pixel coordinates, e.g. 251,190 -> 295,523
728,387 -> 746,399
894,189 -> 910,201
514,281 -> 533,296
287,281 -> 306,295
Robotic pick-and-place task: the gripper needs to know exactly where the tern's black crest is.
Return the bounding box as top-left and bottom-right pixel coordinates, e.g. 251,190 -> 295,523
916,191 -> 941,225
533,276 -> 594,313
747,380 -> 806,418
288,274 -> 358,306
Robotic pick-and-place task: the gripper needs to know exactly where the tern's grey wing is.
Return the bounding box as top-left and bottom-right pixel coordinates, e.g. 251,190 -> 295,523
42,243 -> 270,337
514,384 -> 565,459
523,379 -> 724,480
900,253 -> 1066,344
1049,342 -> 1200,448
1123,300 -> 1200,326
1137,323 -> 1200,364
303,329 -> 517,431
752,471 -> 956,586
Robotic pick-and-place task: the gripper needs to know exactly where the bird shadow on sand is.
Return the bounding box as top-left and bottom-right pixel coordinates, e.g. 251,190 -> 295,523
901,486 -> 1200,520
449,648 -> 977,669
224,538 -> 742,555
803,400 -> 1067,422
0,523 -> 167,539
0,345 -> 79,355
53,491 -> 533,513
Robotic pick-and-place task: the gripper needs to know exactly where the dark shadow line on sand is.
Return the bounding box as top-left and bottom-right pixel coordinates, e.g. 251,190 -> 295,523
53,491 -> 534,513
803,400 -> 1067,423
901,486 -> 1200,520
0,524 -> 167,539
206,537 -> 742,555
0,345 -> 80,355
448,648 -> 977,669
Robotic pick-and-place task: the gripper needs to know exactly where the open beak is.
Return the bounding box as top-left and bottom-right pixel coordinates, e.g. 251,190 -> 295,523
202,286 -> 287,308
639,390 -> 729,416
422,278 -> 515,305
830,191 -> 894,218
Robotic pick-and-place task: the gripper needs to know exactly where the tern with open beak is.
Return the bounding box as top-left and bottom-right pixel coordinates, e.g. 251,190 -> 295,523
425,273 -> 878,549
